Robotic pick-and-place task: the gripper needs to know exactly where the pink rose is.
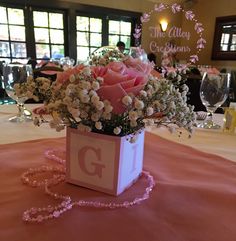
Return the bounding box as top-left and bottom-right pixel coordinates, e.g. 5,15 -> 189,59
92,62 -> 148,114
123,56 -> 153,75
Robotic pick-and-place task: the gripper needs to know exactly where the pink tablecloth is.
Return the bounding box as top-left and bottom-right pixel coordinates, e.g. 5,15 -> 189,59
0,133 -> 236,241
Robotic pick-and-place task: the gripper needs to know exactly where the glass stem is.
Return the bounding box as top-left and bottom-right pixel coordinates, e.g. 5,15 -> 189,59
17,103 -> 25,118
206,110 -> 214,124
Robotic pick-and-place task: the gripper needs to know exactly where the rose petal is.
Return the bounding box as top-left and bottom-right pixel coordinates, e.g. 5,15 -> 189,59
120,78 -> 136,89
103,69 -> 128,85
97,84 -> 127,114
126,84 -> 146,96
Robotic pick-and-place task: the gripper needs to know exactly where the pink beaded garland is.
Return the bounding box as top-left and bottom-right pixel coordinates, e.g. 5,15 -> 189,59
21,148 -> 155,223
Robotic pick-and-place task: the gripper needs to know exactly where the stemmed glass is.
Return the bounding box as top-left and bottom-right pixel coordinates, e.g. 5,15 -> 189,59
199,72 -> 231,129
2,63 -> 33,122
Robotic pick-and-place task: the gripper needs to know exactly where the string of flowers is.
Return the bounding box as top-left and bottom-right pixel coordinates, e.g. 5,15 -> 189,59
16,47 -> 196,141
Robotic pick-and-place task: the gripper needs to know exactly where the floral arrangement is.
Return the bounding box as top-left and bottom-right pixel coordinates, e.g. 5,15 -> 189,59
17,47 -> 196,141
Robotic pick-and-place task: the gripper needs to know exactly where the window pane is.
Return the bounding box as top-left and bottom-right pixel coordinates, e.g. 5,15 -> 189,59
120,36 -> 131,48
221,33 -> 230,44
232,34 -> 236,44
109,35 -> 120,46
0,7 -> 7,24
77,32 -> 89,46
33,11 -> 48,27
34,28 -> 49,43
90,18 -> 102,32
52,45 -> 64,59
220,44 -> 228,51
0,24 -> 9,40
8,8 -> 24,25
49,13 -> 63,29
109,20 -> 120,34
230,45 -> 236,51
120,21 -> 131,35
11,42 -> 26,57
0,42 -> 10,57
90,33 -> 101,47
50,29 -> 64,44
9,26 -> 25,41
36,44 -> 50,59
77,46 -> 89,62
77,16 -> 89,31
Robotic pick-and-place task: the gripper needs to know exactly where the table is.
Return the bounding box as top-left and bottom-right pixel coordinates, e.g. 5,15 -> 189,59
1,104 -> 235,161
1,104 -> 236,241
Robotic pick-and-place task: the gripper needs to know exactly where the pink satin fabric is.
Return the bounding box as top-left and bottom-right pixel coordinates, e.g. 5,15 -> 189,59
0,132 -> 236,241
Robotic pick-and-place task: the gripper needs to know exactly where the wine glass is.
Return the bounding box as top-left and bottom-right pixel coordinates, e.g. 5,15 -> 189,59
199,72 -> 231,129
2,63 -> 33,122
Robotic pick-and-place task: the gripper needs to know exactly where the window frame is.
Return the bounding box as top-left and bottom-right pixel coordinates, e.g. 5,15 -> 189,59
76,12 -> 104,62
212,15 -> 236,60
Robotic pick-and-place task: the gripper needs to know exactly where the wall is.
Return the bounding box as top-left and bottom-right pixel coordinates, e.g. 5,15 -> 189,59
181,0 -> 236,70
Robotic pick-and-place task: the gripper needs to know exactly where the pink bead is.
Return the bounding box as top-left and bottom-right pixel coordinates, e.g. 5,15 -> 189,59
36,215 -> 43,222
53,211 -> 60,218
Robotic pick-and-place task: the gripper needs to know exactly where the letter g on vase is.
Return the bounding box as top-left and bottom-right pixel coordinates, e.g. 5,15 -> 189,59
78,146 -> 105,178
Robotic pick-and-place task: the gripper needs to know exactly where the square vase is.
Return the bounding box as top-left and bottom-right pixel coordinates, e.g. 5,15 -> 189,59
66,127 -> 145,196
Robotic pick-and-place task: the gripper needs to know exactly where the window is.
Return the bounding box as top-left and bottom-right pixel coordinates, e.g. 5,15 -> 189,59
108,20 -> 131,53
212,15 -> 236,60
76,15 -> 133,62
33,10 -> 65,60
0,6 -> 27,63
76,16 -> 102,62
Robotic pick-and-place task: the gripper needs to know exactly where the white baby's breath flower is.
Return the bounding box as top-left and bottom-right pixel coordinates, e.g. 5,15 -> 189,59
113,127 -> 121,135
130,120 -> 137,127
91,95 -> 100,103
80,111 -> 88,118
82,67 -> 91,76
68,107 -> 80,118
98,58 -> 106,65
89,90 -> 97,97
96,77 -> 104,83
167,71 -> 177,78
95,101 -> 104,110
129,111 -> 138,121
104,105 -> 113,113
80,95 -> 90,103
146,119 -> 154,126
91,113 -> 100,122
134,100 -> 144,110
140,90 -> 147,97
177,75 -> 182,82
103,112 -> 111,120
63,96 -> 72,105
122,95 -> 132,106
95,121 -> 102,130
146,107 -> 154,116
92,81 -> 100,91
